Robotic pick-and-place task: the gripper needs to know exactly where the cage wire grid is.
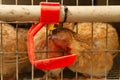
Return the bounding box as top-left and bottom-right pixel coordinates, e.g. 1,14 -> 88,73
0,0 -> 120,80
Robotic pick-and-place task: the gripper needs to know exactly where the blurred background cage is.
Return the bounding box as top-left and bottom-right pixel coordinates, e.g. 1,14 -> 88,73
0,0 -> 120,80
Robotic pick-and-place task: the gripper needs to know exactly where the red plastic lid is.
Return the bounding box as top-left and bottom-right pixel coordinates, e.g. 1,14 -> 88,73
27,2 -> 77,70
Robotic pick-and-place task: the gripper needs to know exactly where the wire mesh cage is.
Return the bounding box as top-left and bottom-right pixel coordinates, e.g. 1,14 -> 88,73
0,0 -> 120,80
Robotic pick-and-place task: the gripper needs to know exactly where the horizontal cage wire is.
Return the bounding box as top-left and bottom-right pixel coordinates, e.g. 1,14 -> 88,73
0,0 -> 120,80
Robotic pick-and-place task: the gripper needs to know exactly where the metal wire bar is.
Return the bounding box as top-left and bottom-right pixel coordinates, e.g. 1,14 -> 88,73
75,0 -> 79,80
0,0 -> 2,4
0,1 -> 3,80
91,0 -> 94,6
46,0 -> 48,2
60,68 -> 63,80
90,0 -> 95,80
45,24 -> 49,80
118,51 -> 120,79
61,0 -> 63,5
30,1 -> 35,80
0,23 -> 3,80
0,21 -> 38,24
31,65 -> 34,80
15,24 -> 19,80
15,0 -> 17,5
0,54 -> 3,80
105,1 -> 109,80
44,2 -> 49,80
106,0 -> 109,6
60,1 -> 64,80
31,0 -> 34,5
2,49 -> 120,54
105,21 -> 108,80
31,1 -> 35,80
29,1 -> 35,79
90,23 -> 94,80
76,0 -> 78,6
0,5 -> 120,22
15,1 -> 19,80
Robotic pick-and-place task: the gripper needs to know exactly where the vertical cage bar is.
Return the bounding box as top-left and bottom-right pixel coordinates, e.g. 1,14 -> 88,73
15,0 -> 18,5
31,0 -> 34,80
0,0 -> 2,4
60,68 -> 63,80
0,0 -> 2,80
60,1 -> 64,80
15,0 -> 19,80
15,23 -> 19,80
31,0 -> 34,5
31,64 -> 34,80
31,1 -> 35,80
75,0 -> 79,80
105,25 -> 108,78
105,21 -> 108,80
61,0 -> 63,6
117,51 -> 120,80
90,0 -> 95,80
119,50 -> 120,80
106,0 -> 109,6
91,0 -> 94,6
0,23 -> 3,80
31,32 -> 34,80
90,23 -> 94,80
45,1 -> 49,80
45,25 -> 49,80
105,0 -> 109,80
76,0 -> 78,6
46,0 -> 48,2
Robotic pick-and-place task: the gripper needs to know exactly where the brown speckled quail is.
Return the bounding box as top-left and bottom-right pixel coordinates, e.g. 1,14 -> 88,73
0,23 -> 28,80
49,22 -> 119,78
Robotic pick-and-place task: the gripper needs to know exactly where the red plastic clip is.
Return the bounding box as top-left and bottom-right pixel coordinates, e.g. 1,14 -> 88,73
27,2 -> 77,70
